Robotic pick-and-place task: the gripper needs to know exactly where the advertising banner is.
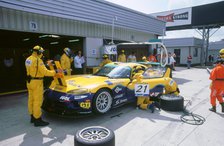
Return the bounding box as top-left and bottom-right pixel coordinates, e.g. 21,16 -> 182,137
151,8 -> 192,27
103,45 -> 117,54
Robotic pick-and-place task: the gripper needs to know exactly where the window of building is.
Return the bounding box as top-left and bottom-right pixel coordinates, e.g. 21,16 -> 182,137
193,48 -> 198,57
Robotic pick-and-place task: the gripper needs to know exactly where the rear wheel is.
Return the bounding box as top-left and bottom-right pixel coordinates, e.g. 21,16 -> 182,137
92,89 -> 112,114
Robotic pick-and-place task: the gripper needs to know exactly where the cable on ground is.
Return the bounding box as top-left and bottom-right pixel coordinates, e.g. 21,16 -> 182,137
180,100 -> 206,125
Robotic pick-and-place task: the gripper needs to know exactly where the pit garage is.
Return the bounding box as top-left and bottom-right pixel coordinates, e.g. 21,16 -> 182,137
0,29 -> 83,93
0,0 -> 166,94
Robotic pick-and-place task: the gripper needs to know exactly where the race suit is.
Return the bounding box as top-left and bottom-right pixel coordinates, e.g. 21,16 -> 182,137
60,53 -> 73,75
25,54 -> 55,119
118,54 -> 126,62
209,64 -> 224,106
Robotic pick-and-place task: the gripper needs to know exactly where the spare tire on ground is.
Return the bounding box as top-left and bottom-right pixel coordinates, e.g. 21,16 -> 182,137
160,94 -> 184,112
74,126 -> 115,146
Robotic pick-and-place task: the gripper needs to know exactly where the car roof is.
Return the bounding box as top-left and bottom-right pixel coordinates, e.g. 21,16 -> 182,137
105,62 -> 145,68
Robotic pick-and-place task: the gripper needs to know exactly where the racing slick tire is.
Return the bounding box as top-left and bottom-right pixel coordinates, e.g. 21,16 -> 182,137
160,94 -> 184,112
92,89 -> 113,114
74,126 -> 115,146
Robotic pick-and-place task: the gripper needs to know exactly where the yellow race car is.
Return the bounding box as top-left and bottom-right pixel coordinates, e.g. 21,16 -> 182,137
42,62 -> 179,116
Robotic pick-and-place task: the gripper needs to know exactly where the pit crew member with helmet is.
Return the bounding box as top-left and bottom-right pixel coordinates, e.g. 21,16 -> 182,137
209,50 -> 224,113
60,47 -> 73,75
99,54 -> 112,67
118,50 -> 126,62
133,66 -> 157,112
25,45 -> 62,127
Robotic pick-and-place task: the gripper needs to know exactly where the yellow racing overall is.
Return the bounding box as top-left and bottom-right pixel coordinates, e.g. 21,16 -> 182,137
25,54 -> 56,119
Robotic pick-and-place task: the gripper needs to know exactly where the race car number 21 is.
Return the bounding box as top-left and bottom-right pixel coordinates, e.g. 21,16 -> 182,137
135,84 -> 149,96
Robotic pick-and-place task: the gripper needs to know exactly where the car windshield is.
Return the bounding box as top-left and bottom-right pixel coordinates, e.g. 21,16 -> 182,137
143,66 -> 166,78
94,65 -> 116,77
107,66 -> 131,78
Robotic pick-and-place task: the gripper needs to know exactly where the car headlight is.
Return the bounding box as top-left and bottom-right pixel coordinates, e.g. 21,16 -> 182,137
68,88 -> 89,95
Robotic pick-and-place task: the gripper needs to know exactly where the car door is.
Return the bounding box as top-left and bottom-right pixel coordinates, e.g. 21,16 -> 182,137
127,66 -> 167,100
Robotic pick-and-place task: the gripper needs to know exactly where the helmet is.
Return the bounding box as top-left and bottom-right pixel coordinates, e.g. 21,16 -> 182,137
133,66 -> 144,74
121,50 -> 125,53
103,54 -> 108,59
219,48 -> 224,59
33,45 -> 44,55
142,56 -> 147,61
64,47 -> 71,56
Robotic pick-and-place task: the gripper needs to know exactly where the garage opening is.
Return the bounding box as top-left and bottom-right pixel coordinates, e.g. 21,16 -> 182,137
0,29 -> 83,94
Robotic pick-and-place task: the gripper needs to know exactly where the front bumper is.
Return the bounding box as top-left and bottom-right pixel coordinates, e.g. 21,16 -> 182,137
42,89 -> 94,116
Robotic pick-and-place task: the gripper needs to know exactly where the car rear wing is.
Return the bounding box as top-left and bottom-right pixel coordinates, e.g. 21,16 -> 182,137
49,61 -> 67,87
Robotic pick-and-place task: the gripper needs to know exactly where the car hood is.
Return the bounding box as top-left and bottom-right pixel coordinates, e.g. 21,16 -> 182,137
49,75 -> 109,93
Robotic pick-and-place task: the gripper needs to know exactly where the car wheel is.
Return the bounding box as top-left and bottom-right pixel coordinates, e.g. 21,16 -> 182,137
74,126 -> 115,146
160,94 -> 184,112
92,89 -> 113,114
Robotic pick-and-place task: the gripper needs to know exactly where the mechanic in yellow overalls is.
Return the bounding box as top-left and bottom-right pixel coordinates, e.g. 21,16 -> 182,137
118,50 -> 126,62
99,54 -> 112,67
133,66 -> 155,112
60,47 -> 73,75
25,45 -> 61,127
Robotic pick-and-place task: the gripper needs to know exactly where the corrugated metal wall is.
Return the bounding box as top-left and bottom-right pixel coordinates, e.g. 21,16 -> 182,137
0,0 -> 165,42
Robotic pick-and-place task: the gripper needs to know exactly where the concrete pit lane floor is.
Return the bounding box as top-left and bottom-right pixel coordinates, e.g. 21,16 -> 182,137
0,67 -> 224,146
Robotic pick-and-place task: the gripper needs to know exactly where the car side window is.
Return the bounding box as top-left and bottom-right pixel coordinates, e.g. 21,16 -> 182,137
143,67 -> 165,78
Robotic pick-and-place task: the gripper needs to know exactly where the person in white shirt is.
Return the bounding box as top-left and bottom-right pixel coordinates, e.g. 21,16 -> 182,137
74,51 -> 85,74
167,52 -> 176,78
127,52 -> 136,62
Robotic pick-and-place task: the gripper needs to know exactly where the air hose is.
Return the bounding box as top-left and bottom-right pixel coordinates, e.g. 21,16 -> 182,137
180,100 -> 206,125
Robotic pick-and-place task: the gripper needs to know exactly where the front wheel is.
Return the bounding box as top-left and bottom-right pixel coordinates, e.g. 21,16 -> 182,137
92,89 -> 113,114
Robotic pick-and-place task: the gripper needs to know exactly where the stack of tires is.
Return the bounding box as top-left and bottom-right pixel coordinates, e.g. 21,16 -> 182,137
160,94 -> 184,112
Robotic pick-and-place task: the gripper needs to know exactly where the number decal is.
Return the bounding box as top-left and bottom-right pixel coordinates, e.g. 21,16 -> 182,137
135,84 -> 149,96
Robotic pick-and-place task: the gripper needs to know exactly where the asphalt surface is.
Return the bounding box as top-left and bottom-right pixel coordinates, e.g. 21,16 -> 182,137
0,66 -> 224,146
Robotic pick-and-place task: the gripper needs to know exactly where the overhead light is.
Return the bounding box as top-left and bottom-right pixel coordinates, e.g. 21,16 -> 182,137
68,39 -> 79,42
23,38 -> 30,41
50,42 -> 59,45
50,35 -> 60,38
39,34 -> 60,38
39,35 -> 48,38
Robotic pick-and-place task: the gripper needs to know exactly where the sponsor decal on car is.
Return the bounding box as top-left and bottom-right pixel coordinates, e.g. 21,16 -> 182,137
80,100 -> 91,109
59,96 -> 70,102
114,87 -> 122,93
67,80 -> 76,86
114,98 -> 127,106
114,94 -> 124,99
169,79 -> 174,86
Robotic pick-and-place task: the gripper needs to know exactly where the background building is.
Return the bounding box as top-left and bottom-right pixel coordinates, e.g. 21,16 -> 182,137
0,0 -> 165,93
163,37 -> 203,66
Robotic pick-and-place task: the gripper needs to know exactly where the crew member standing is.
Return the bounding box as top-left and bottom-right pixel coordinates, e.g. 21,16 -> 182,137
209,58 -> 224,112
60,47 -> 73,75
118,50 -> 126,62
25,45 -> 61,127
127,52 -> 136,62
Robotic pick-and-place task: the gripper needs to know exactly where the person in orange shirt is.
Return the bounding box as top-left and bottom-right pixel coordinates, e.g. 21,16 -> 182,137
148,49 -> 157,62
148,54 -> 157,62
209,59 -> 224,112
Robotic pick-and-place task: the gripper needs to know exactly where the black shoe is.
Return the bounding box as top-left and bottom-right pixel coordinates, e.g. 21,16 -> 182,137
221,103 -> 224,113
148,104 -> 155,113
209,106 -> 216,112
30,115 -> 35,123
34,118 -> 49,127
154,102 -> 161,110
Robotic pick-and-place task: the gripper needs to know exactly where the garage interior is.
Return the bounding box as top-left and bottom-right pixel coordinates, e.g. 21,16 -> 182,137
0,29 -> 83,94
